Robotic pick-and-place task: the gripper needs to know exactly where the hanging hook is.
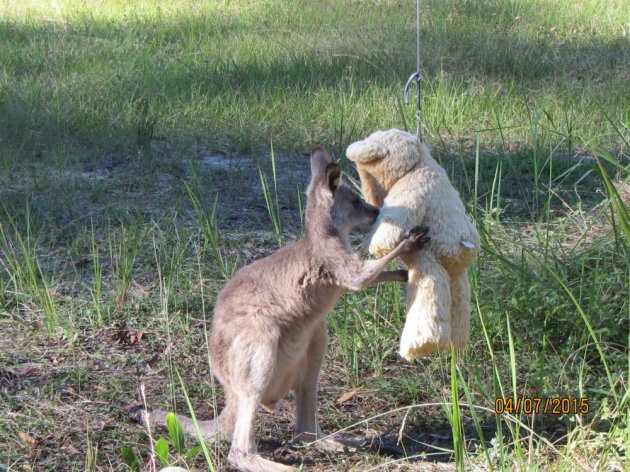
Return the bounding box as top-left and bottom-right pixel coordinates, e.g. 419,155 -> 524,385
403,71 -> 423,106
404,70 -> 424,142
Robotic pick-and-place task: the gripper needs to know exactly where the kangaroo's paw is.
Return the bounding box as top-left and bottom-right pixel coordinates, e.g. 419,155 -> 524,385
228,449 -> 297,472
292,430 -> 364,453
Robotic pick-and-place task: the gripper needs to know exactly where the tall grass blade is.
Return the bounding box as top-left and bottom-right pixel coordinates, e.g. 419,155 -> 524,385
0,206 -> 58,331
458,367 -> 493,471
594,151 -> 629,243
546,268 -> 619,403
176,370 -> 215,471
183,172 -> 235,279
258,144 -> 283,246
450,350 -> 465,471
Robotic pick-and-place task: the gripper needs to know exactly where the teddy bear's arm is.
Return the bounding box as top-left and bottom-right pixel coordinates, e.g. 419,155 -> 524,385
366,197 -> 427,257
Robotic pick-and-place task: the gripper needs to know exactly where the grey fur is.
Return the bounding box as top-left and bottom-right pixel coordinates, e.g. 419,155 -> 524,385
140,148 -> 428,471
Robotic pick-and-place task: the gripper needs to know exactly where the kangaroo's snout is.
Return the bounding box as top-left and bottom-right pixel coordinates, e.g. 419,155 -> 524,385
349,197 -> 379,229
364,202 -> 379,226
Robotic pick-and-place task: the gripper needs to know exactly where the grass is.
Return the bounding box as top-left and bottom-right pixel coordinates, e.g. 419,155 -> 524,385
0,0 -> 628,470
0,0 -> 627,159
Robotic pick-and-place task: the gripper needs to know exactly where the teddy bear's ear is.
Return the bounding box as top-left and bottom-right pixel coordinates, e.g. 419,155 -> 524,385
346,139 -> 387,163
324,163 -> 341,194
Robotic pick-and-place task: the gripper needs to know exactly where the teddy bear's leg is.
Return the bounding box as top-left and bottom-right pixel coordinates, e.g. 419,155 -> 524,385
449,271 -> 471,350
400,250 -> 452,359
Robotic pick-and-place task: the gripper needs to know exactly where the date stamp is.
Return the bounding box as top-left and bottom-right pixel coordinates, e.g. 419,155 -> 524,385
495,397 -> 590,415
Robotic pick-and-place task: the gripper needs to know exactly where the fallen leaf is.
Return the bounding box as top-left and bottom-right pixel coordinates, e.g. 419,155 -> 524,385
128,331 -> 145,344
113,321 -> 130,345
146,352 -> 160,367
18,432 -> 37,445
337,387 -> 361,404
364,427 -> 379,438
61,443 -> 81,455
549,26 -> 557,33
91,420 -> 107,432
113,321 -> 146,345
15,366 -> 39,378
47,287 -> 63,300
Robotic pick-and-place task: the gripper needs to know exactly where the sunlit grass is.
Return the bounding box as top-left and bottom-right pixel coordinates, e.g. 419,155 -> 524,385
0,0 -> 626,159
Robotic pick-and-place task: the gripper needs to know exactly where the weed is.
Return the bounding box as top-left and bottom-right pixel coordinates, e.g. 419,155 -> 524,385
108,222 -> 145,310
0,205 -> 59,331
184,170 -> 237,280
258,143 -> 283,247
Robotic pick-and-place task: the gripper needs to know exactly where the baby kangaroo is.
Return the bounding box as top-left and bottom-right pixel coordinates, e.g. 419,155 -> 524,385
140,148 -> 429,471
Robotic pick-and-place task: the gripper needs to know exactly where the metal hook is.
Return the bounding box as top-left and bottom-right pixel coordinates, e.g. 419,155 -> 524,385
404,70 -> 424,141
403,71 -> 423,106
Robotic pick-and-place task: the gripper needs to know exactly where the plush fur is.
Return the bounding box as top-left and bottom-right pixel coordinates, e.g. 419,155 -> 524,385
347,129 -> 480,359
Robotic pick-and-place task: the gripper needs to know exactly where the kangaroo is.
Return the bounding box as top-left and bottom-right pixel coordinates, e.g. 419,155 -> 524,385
137,148 -> 429,471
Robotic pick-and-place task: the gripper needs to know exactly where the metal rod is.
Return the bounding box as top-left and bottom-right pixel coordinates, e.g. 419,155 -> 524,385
416,0 -> 420,74
403,0 -> 424,142
415,0 -> 423,141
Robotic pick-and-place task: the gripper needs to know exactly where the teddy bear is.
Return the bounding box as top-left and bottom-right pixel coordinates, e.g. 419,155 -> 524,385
346,129 -> 480,359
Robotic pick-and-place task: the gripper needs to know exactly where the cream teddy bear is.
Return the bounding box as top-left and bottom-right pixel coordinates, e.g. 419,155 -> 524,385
347,129 -> 480,359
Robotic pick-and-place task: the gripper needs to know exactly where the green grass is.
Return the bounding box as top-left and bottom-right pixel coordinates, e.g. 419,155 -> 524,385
0,0 -> 627,159
0,0 -> 628,470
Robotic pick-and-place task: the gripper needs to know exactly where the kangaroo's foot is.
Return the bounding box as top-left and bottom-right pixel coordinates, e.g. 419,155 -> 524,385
292,429 -> 364,453
228,449 -> 298,472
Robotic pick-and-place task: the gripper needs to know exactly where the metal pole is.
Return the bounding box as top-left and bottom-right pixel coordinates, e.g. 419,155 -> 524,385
415,0 -> 423,141
403,0 -> 424,142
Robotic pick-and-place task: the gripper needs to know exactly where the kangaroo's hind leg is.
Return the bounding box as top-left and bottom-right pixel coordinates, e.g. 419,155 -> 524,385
227,339 -> 297,472
292,320 -> 327,443
292,321 -> 362,452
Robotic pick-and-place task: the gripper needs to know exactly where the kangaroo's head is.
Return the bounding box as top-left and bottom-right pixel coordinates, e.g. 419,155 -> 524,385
306,148 -> 379,237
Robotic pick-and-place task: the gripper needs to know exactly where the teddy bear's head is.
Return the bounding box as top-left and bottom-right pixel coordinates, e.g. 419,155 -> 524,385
346,129 -> 424,206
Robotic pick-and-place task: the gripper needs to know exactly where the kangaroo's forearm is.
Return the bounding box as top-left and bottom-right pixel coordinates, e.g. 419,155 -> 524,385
368,270 -> 408,285
343,239 -> 409,291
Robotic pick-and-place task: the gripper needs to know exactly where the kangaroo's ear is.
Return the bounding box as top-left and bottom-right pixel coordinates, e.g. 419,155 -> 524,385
310,147 -> 331,179
324,163 -> 342,194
